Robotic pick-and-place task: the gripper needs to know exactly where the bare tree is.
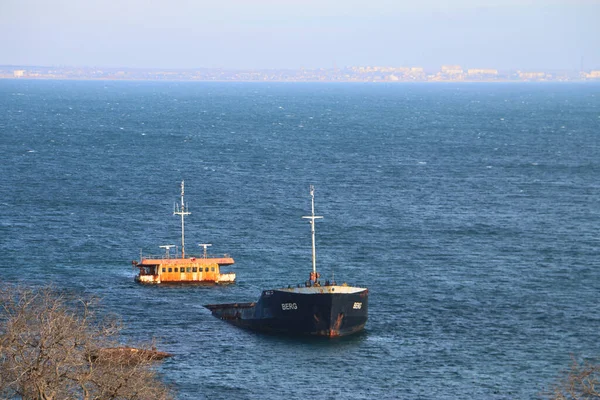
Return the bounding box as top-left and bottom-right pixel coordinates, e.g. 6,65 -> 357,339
0,285 -> 173,400
548,357 -> 600,400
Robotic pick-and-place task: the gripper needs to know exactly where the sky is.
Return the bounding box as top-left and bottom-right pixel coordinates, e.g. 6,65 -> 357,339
1,0 -> 599,71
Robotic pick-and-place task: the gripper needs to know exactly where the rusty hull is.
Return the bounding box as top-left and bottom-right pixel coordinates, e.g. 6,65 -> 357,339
204,286 -> 368,337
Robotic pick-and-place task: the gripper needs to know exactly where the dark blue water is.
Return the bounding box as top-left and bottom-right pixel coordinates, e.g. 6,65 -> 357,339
1,80 -> 599,399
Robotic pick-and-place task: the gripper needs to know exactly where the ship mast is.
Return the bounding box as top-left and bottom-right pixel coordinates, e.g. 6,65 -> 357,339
302,185 -> 323,279
174,181 -> 191,258
199,243 -> 212,258
159,245 -> 176,259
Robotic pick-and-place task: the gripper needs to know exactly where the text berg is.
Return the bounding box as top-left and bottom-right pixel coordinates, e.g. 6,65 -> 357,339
281,303 -> 298,310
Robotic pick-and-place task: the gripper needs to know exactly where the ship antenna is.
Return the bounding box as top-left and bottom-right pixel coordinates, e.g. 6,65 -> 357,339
174,181 -> 191,258
302,185 -> 323,280
199,243 -> 212,258
160,245 -> 176,259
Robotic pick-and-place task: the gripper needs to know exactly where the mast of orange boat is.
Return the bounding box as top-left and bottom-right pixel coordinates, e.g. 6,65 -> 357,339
174,181 -> 191,258
302,185 -> 323,281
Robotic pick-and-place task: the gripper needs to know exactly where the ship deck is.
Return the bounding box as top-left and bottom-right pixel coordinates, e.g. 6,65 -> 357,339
277,285 -> 367,294
138,256 -> 234,265
204,302 -> 256,310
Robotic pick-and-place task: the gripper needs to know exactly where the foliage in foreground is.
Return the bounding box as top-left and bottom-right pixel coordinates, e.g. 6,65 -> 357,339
547,357 -> 600,400
0,285 -> 172,400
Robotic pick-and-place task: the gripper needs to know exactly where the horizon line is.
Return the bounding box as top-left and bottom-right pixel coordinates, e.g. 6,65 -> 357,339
1,64 -> 596,73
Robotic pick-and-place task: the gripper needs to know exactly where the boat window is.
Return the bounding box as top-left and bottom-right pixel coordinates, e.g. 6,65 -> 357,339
162,267 -> 166,273
211,267 -> 215,272
186,267 -> 191,273
168,268 -> 172,272
192,267 -> 197,272
174,268 -> 178,272
205,267 -> 209,272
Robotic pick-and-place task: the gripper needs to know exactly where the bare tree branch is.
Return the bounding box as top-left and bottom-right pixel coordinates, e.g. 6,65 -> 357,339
547,356 -> 600,400
0,285 -> 173,400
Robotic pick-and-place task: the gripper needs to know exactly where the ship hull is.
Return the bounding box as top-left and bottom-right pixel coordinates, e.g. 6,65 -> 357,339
205,286 -> 368,337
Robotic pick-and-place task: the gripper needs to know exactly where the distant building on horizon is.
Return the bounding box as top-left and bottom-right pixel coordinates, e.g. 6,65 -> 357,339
441,65 -> 463,75
467,69 -> 498,76
518,71 -> 546,80
586,70 -> 600,79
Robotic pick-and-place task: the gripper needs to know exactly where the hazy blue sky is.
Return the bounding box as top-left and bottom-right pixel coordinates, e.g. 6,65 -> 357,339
1,0 -> 599,70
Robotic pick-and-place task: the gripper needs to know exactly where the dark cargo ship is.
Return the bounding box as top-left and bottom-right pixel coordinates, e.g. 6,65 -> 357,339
205,186 -> 368,337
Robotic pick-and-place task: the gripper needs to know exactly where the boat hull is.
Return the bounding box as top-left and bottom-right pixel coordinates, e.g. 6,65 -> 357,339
205,286 -> 368,337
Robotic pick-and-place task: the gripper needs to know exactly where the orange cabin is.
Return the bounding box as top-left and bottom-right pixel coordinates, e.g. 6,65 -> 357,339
135,256 -> 235,284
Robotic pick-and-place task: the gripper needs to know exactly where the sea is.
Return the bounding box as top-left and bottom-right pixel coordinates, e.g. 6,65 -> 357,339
1,80 -> 599,399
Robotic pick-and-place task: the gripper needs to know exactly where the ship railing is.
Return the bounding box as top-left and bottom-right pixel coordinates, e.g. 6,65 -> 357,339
141,253 -> 232,260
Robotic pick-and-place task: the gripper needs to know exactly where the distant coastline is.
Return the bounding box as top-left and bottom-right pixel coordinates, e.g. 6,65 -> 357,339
2,65 -> 599,83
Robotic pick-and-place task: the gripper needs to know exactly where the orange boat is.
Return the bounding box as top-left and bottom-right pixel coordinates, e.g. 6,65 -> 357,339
133,181 -> 235,284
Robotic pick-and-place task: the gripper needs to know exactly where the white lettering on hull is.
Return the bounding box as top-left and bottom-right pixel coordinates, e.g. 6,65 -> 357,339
281,303 -> 298,310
